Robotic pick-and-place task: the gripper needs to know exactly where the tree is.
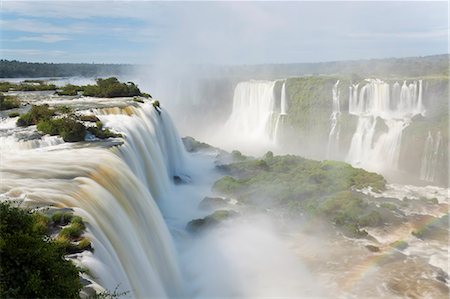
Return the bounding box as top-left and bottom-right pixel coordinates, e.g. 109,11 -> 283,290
0,202 -> 82,298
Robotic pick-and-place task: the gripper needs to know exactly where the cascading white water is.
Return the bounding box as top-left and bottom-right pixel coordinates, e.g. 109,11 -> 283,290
224,80 -> 278,143
0,102 -> 188,298
222,80 -> 288,151
280,81 -> 288,115
95,104 -> 189,199
346,79 -> 425,171
420,131 -> 443,182
326,80 -> 341,159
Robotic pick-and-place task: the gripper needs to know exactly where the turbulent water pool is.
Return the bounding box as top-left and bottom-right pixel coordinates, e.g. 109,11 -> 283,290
0,89 -> 448,298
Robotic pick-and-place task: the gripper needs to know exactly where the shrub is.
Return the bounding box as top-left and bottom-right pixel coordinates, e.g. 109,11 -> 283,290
0,82 -> 14,92
31,213 -> 50,235
37,117 -> 86,142
8,112 -> 20,118
57,84 -> 82,96
78,237 -> 92,251
87,121 -> 121,139
0,202 -> 82,298
17,104 -> 55,127
13,83 -> 57,91
51,211 -> 73,225
59,224 -> 83,239
82,77 -> 142,98
0,94 -> 20,110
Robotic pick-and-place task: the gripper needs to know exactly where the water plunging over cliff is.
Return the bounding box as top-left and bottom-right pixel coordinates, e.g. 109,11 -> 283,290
346,80 -> 425,172
222,80 -> 287,151
0,103 -> 187,298
326,80 -> 341,159
420,131 -> 443,182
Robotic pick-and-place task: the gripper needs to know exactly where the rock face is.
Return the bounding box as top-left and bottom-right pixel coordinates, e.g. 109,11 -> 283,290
186,210 -> 238,233
182,136 -> 213,152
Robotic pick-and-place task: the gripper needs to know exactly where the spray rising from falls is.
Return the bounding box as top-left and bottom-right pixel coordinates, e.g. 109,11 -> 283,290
420,131 -> 443,182
346,80 -> 425,171
0,103 -> 188,298
326,80 -> 341,159
223,80 -> 287,150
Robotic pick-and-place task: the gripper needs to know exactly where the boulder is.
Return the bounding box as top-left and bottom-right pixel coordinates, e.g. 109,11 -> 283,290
187,210 -> 238,233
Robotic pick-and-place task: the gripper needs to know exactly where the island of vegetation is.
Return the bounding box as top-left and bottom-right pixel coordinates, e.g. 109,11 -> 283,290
1,77 -> 151,98
16,104 -> 121,142
211,151 -> 398,237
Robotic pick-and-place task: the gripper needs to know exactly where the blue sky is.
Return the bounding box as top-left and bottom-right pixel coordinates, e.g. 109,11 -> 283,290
1,1 -> 448,64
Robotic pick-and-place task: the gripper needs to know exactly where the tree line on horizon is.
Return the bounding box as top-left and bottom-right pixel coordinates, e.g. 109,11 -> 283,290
0,60 -> 134,78
1,54 -> 448,78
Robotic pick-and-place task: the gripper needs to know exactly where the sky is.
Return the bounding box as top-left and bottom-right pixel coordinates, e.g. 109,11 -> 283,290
0,1 -> 448,65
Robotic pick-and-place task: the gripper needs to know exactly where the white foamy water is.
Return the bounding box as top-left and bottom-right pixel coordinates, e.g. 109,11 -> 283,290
0,103 -> 187,298
346,79 -> 425,172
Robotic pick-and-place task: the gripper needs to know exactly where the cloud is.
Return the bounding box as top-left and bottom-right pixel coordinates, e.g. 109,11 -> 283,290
0,18 -> 72,34
2,48 -> 66,56
0,1 -> 447,64
15,34 -> 71,43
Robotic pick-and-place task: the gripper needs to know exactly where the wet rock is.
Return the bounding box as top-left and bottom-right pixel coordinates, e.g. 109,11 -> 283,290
173,175 -> 191,184
390,240 -> 408,251
182,136 -> 212,152
365,245 -> 380,252
436,269 -> 449,283
187,210 -> 238,233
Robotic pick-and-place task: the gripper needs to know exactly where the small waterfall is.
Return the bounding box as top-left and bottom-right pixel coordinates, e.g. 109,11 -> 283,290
346,79 -> 425,171
274,80 -> 289,143
280,81 -> 288,115
326,80 -> 341,158
420,131 -> 443,182
0,102 -> 189,298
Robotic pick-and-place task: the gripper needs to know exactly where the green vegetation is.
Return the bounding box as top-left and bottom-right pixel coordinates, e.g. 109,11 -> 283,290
17,104 -> 120,142
187,210 -> 238,233
213,153 -> 390,237
0,202 -> 82,298
0,60 -> 132,78
7,111 -> 20,118
0,93 -> 20,110
37,117 -> 87,142
182,136 -> 214,152
87,121 -> 122,139
51,211 -> 74,225
17,104 -> 55,126
82,77 -> 142,98
0,81 -> 57,92
57,84 -> 82,96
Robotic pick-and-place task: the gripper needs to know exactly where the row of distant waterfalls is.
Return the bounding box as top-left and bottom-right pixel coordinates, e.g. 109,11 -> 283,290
223,78 -> 443,185
326,79 -> 442,184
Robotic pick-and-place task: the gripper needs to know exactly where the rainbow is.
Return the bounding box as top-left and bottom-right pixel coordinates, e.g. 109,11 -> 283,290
340,211 -> 449,293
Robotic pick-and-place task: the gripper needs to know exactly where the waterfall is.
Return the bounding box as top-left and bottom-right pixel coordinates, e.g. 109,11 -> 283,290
0,102 -> 188,298
420,131 -> 443,182
326,80 -> 341,159
223,80 -> 288,148
224,80 -> 277,143
280,81 -> 288,115
95,104 -> 190,199
346,79 -> 425,171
